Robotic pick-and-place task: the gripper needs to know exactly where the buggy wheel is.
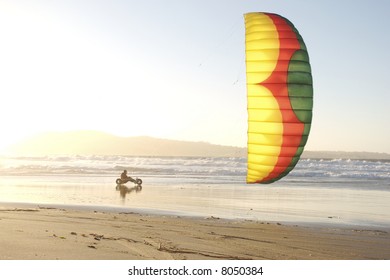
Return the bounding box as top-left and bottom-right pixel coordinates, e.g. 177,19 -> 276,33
135,178 -> 142,185
116,178 -> 122,184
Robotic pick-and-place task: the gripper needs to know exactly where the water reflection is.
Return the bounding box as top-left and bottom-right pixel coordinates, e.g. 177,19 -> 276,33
115,184 -> 142,199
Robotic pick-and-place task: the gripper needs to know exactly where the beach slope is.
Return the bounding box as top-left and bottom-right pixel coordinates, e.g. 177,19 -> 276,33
0,207 -> 389,260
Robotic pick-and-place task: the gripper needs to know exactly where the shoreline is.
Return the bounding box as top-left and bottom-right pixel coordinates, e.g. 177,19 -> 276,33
1,206 -> 389,260
1,200 -> 390,230
1,200 -> 389,230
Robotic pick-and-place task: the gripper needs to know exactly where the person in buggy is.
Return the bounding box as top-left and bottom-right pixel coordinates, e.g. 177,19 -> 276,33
120,170 -> 136,184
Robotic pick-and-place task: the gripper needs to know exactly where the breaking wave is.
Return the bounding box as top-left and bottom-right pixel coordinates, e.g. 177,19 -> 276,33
1,156 -> 389,186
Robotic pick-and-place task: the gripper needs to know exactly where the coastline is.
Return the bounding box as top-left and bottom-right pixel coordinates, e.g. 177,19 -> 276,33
2,180 -> 390,229
1,206 -> 389,260
1,156 -> 389,260
2,200 -> 390,230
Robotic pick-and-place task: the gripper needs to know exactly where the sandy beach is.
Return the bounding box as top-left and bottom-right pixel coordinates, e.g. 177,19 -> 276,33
0,206 -> 389,260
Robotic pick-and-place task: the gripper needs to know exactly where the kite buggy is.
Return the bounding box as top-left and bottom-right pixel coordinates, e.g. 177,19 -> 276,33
116,169 -> 143,186
115,177 -> 142,186
115,170 -> 143,198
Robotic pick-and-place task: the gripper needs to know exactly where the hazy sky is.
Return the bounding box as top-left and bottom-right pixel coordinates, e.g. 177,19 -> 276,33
1,0 -> 389,153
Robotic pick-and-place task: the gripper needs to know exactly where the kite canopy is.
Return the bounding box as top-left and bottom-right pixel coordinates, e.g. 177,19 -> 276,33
244,13 -> 313,184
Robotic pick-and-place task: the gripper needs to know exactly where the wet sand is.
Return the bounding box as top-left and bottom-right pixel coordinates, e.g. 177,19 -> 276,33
0,207 -> 389,260
2,180 -> 390,228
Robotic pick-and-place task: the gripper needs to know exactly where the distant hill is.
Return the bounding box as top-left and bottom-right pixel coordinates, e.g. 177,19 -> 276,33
7,130 -> 390,160
7,131 -> 246,157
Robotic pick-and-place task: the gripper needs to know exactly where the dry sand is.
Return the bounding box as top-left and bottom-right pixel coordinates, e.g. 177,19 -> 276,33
0,207 -> 389,260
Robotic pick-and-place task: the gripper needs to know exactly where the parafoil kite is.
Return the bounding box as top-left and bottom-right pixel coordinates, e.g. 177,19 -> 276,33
244,13 -> 313,184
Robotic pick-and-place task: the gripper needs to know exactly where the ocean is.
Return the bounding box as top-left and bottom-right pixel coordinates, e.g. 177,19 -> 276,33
1,155 -> 389,227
